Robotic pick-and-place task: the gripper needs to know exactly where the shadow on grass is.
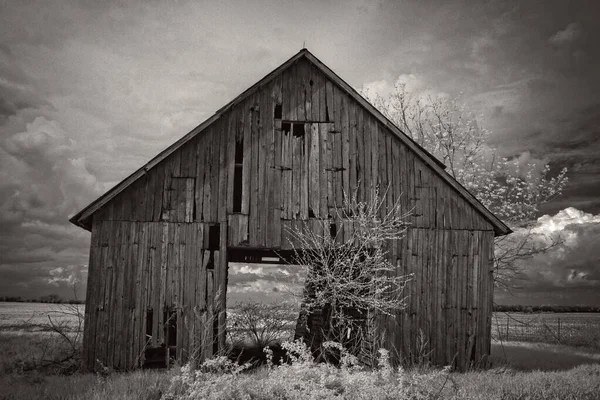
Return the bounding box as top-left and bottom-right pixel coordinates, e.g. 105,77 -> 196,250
490,341 -> 600,371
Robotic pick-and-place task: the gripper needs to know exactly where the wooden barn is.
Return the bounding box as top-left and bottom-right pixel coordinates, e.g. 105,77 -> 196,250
70,49 -> 510,371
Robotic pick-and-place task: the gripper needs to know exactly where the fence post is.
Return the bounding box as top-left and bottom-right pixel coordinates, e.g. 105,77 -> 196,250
557,317 -> 561,343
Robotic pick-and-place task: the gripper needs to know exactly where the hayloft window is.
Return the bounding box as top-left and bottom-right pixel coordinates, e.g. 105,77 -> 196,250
274,103 -> 282,119
233,139 -> 243,213
281,122 -> 305,137
208,224 -> 220,251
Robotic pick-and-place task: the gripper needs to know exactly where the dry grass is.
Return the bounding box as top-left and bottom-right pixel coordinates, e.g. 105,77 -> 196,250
492,312 -> 600,349
0,369 -> 173,400
450,363 -> 600,400
490,340 -> 600,371
0,302 -> 83,332
2,303 -> 599,399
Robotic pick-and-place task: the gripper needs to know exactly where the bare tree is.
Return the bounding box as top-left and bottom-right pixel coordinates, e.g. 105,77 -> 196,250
362,84 -> 568,289
288,188 -> 411,364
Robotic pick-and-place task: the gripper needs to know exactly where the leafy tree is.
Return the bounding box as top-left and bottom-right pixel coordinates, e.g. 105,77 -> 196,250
362,84 -> 568,289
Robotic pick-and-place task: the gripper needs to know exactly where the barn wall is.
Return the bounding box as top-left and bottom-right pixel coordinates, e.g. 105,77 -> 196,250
384,228 -> 495,368
87,56 -> 497,370
94,58 -> 493,241
83,219 -> 227,370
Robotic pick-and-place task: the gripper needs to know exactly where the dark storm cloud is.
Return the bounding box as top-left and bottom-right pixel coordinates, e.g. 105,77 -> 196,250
365,0 -> 600,215
1,0 -> 599,306
496,208 -> 600,306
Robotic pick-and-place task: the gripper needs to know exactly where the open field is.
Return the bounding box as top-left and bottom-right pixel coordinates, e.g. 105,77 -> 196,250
0,302 -> 84,332
0,336 -> 598,399
1,302 -> 600,399
3,302 -> 600,346
3,302 -> 600,349
492,312 -> 600,349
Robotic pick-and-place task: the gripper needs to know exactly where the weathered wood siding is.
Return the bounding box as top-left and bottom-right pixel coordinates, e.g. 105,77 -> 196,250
84,57 -> 497,371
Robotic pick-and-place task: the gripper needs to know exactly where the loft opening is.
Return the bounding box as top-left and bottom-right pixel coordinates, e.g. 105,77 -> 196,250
281,122 -> 305,137
233,139 -> 243,213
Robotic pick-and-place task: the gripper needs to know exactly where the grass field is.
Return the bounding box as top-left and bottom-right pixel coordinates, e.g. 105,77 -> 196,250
0,302 -> 84,332
492,312 -> 600,349
1,302 -> 599,399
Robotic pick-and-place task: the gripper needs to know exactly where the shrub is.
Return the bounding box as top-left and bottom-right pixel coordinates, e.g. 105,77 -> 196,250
161,340 -> 452,400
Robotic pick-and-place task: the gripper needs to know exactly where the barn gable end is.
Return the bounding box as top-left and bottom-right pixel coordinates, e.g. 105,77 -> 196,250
72,49 -> 509,371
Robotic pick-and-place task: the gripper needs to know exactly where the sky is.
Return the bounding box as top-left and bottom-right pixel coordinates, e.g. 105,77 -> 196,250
0,0 -> 599,306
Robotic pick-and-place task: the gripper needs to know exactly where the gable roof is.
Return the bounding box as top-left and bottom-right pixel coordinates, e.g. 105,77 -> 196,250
70,49 -> 511,236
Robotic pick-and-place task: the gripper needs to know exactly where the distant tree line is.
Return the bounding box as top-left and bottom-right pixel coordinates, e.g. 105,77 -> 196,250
494,304 -> 600,313
0,295 -> 84,304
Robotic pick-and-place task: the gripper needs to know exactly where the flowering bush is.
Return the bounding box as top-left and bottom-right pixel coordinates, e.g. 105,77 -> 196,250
161,340 -> 452,400
361,84 -> 568,288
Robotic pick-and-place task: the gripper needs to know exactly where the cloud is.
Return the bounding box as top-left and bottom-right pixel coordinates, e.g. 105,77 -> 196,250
227,263 -> 307,304
47,265 -> 87,287
362,73 -> 449,107
549,22 -> 583,47
0,115 -> 104,223
0,114 -> 99,300
498,207 -> 600,305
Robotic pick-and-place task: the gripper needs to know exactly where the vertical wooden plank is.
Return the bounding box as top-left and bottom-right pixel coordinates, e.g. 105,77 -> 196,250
325,79 -> 334,123
226,109 -> 236,215
98,221 -> 110,366
201,129 -> 213,222
385,133 -> 394,214
204,268 -> 214,359
125,222 -> 139,369
301,124 -> 310,219
281,123 -> 291,219
370,120 -> 379,196
378,122 -> 388,216
194,134 -> 206,221
297,59 -> 308,121
325,123 -> 335,213
240,107 -> 251,216
151,166 -> 164,222
319,123 -> 329,218
392,139 -> 401,215
111,222 -> 124,367
218,223 -> 228,352
289,64 -> 298,121
257,90 -> 268,244
356,107 -> 365,203
83,221 -> 99,370
218,119 -> 228,223
340,92 -> 350,207
136,223 -> 149,367
249,98 -> 260,245
310,64 -> 320,121
332,86 -> 343,209
210,123 -> 222,222
446,230 -> 456,365
144,171 -> 156,222
97,221 -> 110,366
267,79 -> 281,247
348,100 -> 357,200
291,132 -> 301,219
363,111 -> 372,200
308,123 -> 320,218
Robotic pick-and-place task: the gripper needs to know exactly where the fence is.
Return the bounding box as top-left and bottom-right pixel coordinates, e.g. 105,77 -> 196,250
491,313 -> 600,349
